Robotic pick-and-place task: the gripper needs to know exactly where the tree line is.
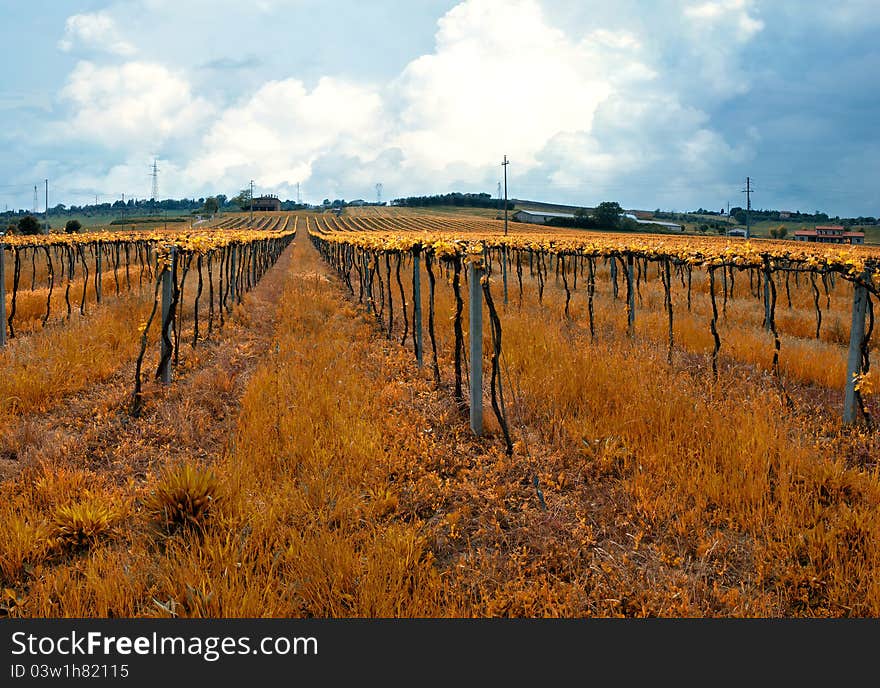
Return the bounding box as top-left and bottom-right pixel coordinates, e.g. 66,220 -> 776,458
391,192 -> 514,210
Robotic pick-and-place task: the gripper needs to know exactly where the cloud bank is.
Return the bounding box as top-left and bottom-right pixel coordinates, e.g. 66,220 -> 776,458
15,0 -> 880,215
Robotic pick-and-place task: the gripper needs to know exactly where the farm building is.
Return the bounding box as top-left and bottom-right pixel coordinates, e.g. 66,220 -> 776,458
623,213 -> 683,232
793,225 -> 864,245
636,219 -> 683,232
727,227 -> 748,237
512,209 -> 575,224
251,195 -> 281,212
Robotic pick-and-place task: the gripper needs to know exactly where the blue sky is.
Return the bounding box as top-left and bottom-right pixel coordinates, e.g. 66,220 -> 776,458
1,0 -> 878,217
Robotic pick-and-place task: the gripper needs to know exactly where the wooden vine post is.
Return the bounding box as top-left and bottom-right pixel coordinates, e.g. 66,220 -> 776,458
159,246 -> 177,384
469,255 -> 484,436
0,237 -> 6,347
610,258 -> 619,299
229,244 -> 238,305
843,268 -> 871,425
502,246 -> 509,306
626,254 -> 635,337
412,246 -> 423,367
363,251 -> 373,314
95,242 -> 103,304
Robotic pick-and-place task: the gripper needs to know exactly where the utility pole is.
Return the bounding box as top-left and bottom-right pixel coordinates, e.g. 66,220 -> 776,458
249,179 -> 254,225
44,179 -> 48,233
501,155 -> 510,304
376,182 -> 383,205
151,159 -> 159,201
742,177 -> 752,239
33,185 -> 38,215
502,154 -> 509,236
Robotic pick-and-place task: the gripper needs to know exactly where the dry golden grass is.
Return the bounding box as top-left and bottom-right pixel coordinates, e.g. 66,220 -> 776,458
0,292 -> 154,425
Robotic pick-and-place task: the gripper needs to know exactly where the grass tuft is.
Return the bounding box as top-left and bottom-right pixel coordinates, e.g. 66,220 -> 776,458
50,499 -> 120,552
144,463 -> 223,535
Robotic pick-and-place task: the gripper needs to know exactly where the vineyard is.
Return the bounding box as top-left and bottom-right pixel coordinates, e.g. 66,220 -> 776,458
1,208 -> 880,617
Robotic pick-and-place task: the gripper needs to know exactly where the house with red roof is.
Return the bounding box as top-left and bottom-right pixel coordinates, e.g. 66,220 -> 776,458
793,225 -> 864,245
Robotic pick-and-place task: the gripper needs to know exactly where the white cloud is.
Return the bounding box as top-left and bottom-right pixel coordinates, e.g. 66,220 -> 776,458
391,0 -> 624,171
186,77 -> 387,191
56,61 -> 214,150
57,12 -> 136,56
386,0 -> 750,204
685,0 -> 763,41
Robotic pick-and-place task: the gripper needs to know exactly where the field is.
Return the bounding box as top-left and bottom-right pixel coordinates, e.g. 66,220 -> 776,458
25,210 -> 197,234
1,207 -> 879,617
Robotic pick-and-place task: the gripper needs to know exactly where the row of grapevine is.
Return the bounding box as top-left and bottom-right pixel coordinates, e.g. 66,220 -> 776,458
1,224 -> 297,414
310,215 -> 879,438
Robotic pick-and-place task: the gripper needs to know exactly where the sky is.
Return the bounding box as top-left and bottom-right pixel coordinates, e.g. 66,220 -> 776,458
1,0 -> 879,217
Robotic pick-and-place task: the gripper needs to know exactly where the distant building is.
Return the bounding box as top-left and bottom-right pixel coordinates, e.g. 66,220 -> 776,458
640,220 -> 683,232
779,211 -> 791,219
727,227 -> 748,237
512,209 -> 575,224
624,213 -> 683,232
348,199 -> 366,206
793,225 -> 865,245
251,195 -> 281,212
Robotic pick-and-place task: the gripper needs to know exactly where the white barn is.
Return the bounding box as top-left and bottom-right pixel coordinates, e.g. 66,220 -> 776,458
512,209 -> 576,224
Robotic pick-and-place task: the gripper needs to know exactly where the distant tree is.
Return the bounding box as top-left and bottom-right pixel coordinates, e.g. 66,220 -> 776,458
769,225 -> 788,239
390,192 -> 508,210
65,219 -> 81,233
204,197 -> 219,215
18,215 -> 41,235
231,189 -> 252,211
620,216 -> 638,230
6,223 -> 16,234
216,194 -> 228,207
593,201 -> 623,229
